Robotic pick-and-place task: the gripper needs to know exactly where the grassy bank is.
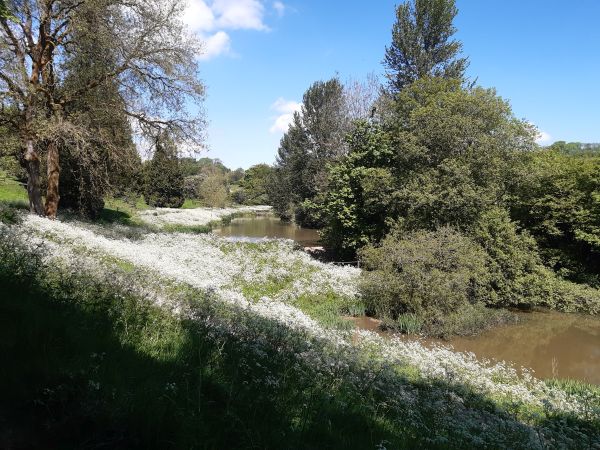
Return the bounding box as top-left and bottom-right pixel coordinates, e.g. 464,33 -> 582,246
0,227 -> 600,449
2,221 -> 600,448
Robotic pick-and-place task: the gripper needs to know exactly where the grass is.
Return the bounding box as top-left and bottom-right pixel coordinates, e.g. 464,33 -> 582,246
2,227 -> 600,448
163,223 -> 212,234
293,292 -> 359,330
100,196 -> 149,227
0,170 -> 28,209
0,236 -> 416,449
181,198 -> 203,209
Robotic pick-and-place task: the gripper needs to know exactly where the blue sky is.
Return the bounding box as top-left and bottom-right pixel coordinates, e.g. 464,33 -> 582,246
186,0 -> 600,169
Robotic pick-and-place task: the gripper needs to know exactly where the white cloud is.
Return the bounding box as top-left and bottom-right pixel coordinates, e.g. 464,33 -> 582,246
199,31 -> 232,60
269,97 -> 301,133
184,0 -> 216,32
213,0 -> 268,30
184,0 -> 269,60
273,1 -> 285,17
536,130 -> 553,146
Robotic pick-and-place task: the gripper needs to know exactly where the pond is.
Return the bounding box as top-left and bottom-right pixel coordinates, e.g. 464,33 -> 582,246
214,214 -> 321,247
351,311 -> 600,384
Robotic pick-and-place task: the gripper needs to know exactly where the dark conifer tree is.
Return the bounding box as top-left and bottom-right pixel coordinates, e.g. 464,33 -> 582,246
383,0 -> 468,94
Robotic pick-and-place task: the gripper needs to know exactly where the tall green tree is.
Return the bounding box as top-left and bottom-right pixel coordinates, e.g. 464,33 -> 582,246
272,77 -> 348,224
239,164 -> 273,205
383,0 -> 468,94
144,133 -> 184,208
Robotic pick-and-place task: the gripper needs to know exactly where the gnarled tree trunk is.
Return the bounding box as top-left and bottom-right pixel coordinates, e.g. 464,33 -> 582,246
23,138 -> 44,215
44,139 -> 60,218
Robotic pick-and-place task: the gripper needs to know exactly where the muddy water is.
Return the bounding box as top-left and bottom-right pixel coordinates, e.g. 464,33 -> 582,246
214,215 -> 321,247
350,311 -> 600,384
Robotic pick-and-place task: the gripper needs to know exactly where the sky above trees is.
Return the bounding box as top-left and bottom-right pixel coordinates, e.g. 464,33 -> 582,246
185,0 -> 600,169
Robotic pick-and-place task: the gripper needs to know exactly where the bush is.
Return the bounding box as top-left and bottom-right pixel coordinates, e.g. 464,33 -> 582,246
0,202 -> 25,225
198,172 -> 228,207
359,226 -> 494,333
472,208 -> 542,306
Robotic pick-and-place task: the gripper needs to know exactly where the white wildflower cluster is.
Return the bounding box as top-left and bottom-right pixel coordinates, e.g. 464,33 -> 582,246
138,205 -> 272,227
225,238 -> 360,300
17,213 -> 600,430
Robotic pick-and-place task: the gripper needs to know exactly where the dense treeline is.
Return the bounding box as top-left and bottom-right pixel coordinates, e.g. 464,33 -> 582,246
270,0 -> 600,334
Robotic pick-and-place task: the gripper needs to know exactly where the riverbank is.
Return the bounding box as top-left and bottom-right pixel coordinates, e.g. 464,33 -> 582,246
1,209 -> 599,448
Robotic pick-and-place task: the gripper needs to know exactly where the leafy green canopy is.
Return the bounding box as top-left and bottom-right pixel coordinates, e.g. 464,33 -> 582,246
319,77 -> 535,256
512,149 -> 600,285
384,0 -> 469,93
239,164 -> 274,205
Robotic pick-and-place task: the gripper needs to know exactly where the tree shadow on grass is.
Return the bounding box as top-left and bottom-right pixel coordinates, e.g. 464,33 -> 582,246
0,275 -> 414,449
98,207 -> 134,225
1,269 -> 598,449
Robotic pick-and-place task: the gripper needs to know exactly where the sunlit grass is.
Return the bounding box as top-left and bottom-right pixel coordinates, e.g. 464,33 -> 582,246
0,170 -> 28,205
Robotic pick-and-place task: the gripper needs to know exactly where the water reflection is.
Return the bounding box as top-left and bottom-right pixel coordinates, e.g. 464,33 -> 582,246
214,215 -> 321,247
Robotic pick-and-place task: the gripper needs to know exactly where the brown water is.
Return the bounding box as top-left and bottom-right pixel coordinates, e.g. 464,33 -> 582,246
214,215 -> 321,247
349,311 -> 600,384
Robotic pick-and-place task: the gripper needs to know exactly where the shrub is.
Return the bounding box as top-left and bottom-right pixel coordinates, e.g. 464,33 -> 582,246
472,207 -> 542,306
0,202 -> 24,225
359,226 -> 493,330
197,172 -> 228,207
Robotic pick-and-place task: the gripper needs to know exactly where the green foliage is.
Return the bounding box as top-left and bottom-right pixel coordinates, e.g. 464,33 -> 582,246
179,157 -> 230,178
318,121 -> 395,256
383,0 -> 468,93
0,202 -> 24,224
238,163 -> 273,205
359,210 -> 600,335
512,149 -> 600,285
317,78 -> 535,256
548,141 -> 600,156
180,158 -> 235,207
473,208 -> 543,306
228,167 -> 245,184
359,227 -> 494,330
143,134 -> 185,208
271,78 -> 348,225
198,171 -> 229,207
390,78 -> 534,231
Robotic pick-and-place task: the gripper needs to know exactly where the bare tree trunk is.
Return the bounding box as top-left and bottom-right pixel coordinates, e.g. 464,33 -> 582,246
24,139 -> 44,215
44,139 -> 60,219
